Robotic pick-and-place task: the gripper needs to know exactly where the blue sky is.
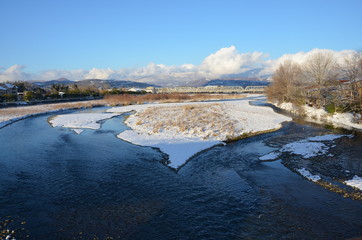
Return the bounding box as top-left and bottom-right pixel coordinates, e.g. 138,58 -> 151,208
0,0 -> 361,83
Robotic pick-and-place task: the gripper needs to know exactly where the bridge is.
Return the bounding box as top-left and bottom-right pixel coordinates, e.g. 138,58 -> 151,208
146,85 -> 267,94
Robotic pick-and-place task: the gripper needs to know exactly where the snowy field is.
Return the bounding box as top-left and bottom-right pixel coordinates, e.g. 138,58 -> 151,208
345,176 -> 362,190
107,95 -> 291,168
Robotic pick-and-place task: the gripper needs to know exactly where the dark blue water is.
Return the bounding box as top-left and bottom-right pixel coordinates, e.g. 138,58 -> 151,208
0,109 -> 361,239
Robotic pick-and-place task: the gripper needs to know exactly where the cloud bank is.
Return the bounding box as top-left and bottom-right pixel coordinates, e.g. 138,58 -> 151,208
0,46 -> 357,86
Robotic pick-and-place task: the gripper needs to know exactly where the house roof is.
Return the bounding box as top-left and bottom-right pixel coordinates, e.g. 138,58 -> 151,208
4,83 -> 16,88
0,83 -> 18,90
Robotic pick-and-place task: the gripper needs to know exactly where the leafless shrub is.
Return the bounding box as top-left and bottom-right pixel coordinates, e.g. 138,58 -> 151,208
267,60 -> 305,105
341,51 -> 362,112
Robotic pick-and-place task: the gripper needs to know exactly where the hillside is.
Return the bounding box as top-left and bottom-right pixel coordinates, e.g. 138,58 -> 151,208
32,78 -> 159,89
203,79 -> 270,87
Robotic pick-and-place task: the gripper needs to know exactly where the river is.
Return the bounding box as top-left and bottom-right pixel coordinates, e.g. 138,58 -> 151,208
0,107 -> 361,239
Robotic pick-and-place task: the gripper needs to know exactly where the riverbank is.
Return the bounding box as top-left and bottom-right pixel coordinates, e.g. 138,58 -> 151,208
0,100 -> 107,129
274,102 -> 362,130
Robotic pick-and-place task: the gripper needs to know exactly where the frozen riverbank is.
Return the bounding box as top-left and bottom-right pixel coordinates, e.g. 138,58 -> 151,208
275,102 -> 362,130
0,100 -> 106,129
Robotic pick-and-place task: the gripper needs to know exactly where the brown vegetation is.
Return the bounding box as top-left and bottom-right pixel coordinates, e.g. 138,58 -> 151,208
103,93 -> 245,106
131,103 -> 241,140
266,60 -> 305,105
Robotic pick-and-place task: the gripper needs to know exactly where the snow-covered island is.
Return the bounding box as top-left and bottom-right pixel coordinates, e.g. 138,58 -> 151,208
107,95 -> 291,168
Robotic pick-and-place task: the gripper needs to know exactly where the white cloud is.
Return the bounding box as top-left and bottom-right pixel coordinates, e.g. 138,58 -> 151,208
84,68 -> 115,79
39,69 -> 88,81
259,48 -> 356,76
0,47 -> 358,85
0,64 -> 33,82
200,46 -> 268,77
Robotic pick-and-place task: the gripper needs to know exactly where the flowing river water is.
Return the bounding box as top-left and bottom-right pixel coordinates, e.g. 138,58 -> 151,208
0,106 -> 361,239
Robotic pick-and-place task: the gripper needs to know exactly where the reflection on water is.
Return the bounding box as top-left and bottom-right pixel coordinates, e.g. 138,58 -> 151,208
0,108 -> 361,239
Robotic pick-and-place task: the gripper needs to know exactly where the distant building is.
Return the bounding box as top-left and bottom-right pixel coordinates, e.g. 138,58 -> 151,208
145,87 -> 156,94
0,83 -> 18,96
128,87 -> 144,92
154,86 -> 266,94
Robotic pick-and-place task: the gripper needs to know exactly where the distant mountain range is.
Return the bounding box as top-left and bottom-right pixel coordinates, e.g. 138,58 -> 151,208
33,78 -> 160,89
31,78 -> 269,89
33,78 -> 75,87
203,79 -> 270,87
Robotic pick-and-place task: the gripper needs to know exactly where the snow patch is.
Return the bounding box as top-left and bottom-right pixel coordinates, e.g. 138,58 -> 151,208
49,113 -> 119,130
280,134 -> 349,159
328,113 -> 362,130
344,175 -> 362,190
72,129 -> 84,134
296,168 -> 321,182
303,105 -> 329,120
259,151 -> 280,161
281,141 -> 328,158
306,134 -> 350,142
118,130 -> 223,169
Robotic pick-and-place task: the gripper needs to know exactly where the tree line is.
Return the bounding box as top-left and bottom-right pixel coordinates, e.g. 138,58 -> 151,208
0,82 -> 147,102
267,51 -> 362,114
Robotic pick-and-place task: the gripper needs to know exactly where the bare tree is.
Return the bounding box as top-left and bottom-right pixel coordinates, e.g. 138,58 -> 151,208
267,60 -> 304,104
303,52 -> 339,107
303,52 -> 339,85
343,51 -> 362,81
342,51 -> 362,112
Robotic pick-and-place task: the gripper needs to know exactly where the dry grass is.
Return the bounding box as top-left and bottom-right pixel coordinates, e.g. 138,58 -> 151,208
0,100 -> 106,122
130,103 -> 243,140
317,180 -> 362,201
104,93 -> 245,106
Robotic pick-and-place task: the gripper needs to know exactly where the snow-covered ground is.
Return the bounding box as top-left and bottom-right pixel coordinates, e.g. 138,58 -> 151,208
296,168 -> 321,182
119,130 -> 223,168
0,109 -> 62,129
259,151 -> 280,161
108,95 -> 291,168
345,175 -> 362,190
259,134 -> 358,188
276,102 -> 362,130
259,134 -> 350,161
49,113 -> 119,132
0,100 -> 105,129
